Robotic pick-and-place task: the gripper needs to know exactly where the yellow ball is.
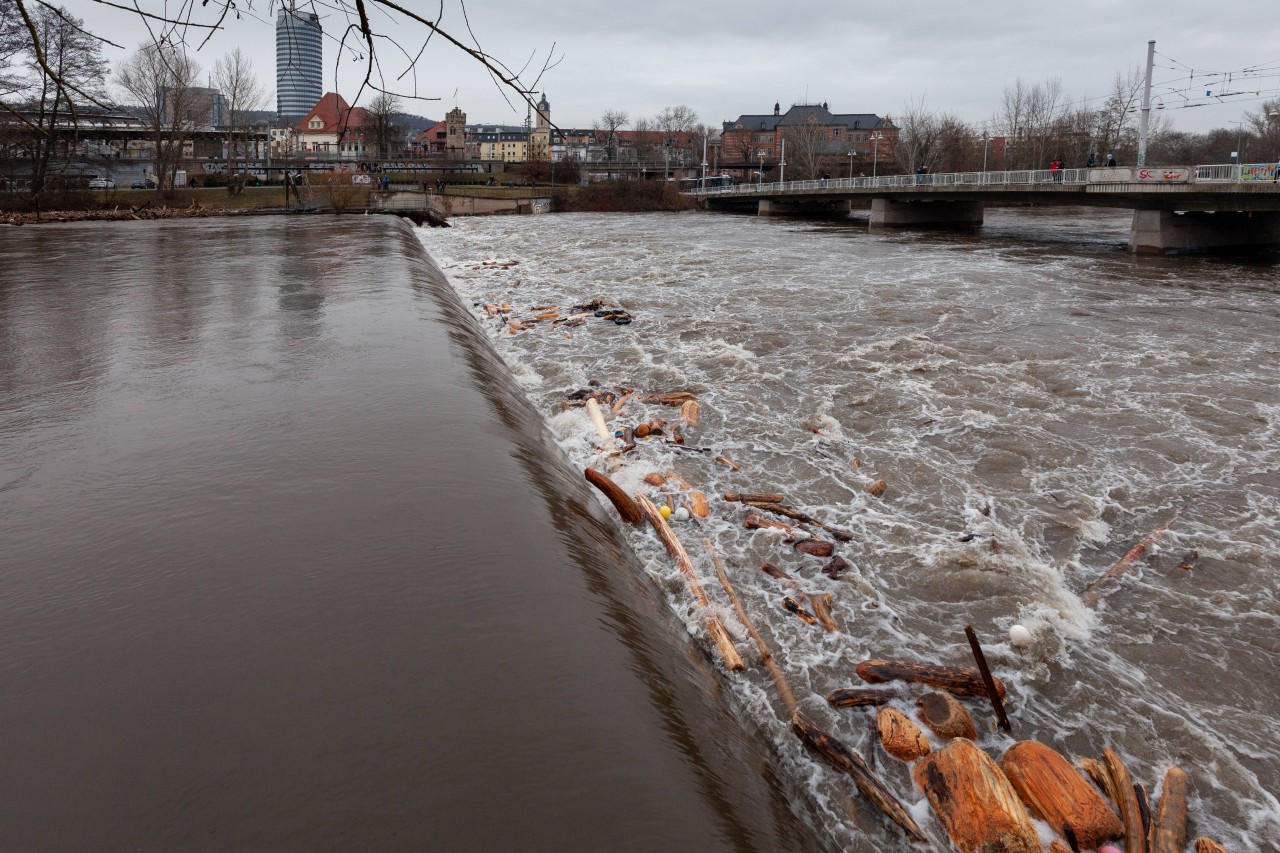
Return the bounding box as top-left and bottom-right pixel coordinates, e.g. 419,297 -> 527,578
659,505 -> 672,519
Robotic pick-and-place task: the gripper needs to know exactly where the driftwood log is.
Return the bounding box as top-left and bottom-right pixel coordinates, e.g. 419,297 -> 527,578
701,540 -> 926,845
680,399 -> 700,426
793,539 -> 835,557
1081,756 -> 1123,816
782,596 -> 817,625
998,740 -> 1123,848
634,494 -> 743,671
792,712 -> 928,843
877,707 -> 931,762
723,492 -> 785,504
1149,767 -> 1190,853
808,592 -> 839,632
583,469 -> 642,525
1102,748 -> 1147,853
742,501 -> 854,541
916,691 -> 977,741
584,398 -> 614,447
744,513 -> 795,534
715,455 -> 740,471
645,392 -> 697,406
1081,514 -> 1177,607
665,472 -> 709,518
827,688 -> 898,709
643,473 -> 667,486
760,562 -> 792,581
856,659 -> 1007,700
914,738 -> 1040,853
1048,842 -> 1072,853
1194,839 -> 1227,853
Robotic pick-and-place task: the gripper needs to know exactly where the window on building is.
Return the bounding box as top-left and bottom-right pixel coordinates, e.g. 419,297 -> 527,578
833,128 -> 841,137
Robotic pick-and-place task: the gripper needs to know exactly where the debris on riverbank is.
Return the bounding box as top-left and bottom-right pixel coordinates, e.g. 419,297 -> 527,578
1,204 -> 272,226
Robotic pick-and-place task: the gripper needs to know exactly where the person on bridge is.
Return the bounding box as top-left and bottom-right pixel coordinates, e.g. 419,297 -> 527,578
1086,153 -> 1096,168
1106,152 -> 1117,167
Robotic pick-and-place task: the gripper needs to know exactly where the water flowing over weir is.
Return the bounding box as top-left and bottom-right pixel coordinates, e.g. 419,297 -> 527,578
0,216 -> 829,851
415,208 -> 1280,851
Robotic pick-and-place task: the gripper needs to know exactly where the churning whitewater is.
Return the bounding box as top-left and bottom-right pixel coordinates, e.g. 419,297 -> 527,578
416,208 -> 1280,851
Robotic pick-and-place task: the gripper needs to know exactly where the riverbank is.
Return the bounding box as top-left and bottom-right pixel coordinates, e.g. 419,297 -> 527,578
2,179 -> 697,225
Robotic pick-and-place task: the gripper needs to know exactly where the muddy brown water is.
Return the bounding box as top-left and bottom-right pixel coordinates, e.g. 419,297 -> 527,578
415,208 -> 1280,851
0,216 -> 826,852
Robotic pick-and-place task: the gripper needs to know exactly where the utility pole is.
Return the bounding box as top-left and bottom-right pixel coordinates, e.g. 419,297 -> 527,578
1137,39 -> 1155,167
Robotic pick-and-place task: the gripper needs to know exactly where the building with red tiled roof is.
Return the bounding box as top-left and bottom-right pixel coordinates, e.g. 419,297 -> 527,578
295,92 -> 376,159
413,120 -> 448,156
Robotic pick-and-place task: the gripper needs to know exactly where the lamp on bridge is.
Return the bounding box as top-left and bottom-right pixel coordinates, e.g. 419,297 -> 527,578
758,152 -> 764,187
847,149 -> 855,180
870,132 -> 884,179
982,134 -> 992,173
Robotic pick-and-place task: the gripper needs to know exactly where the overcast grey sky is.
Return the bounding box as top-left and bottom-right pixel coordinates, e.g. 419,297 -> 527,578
63,0 -> 1277,133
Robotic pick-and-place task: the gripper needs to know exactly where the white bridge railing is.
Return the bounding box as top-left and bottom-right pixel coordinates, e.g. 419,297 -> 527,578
685,164 -> 1279,196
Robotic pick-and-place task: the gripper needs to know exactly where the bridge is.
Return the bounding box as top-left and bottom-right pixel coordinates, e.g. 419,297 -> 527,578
686,164 -> 1280,254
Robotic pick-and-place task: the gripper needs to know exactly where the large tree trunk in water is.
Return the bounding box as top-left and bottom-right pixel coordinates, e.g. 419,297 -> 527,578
634,494 -> 743,671
914,738 -> 1040,853
584,468 -> 642,524
998,740 -> 1123,848
856,659 -> 1006,700
1149,766 -> 1190,853
791,712 -> 928,844
876,707 -> 931,762
1102,748 -> 1147,853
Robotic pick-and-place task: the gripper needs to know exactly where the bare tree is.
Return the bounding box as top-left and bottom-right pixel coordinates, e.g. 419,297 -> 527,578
8,0 -> 560,147
116,43 -> 202,195
311,170 -> 368,211
780,114 -> 827,180
1244,98 -> 1280,161
212,47 -> 267,194
594,108 -> 627,161
366,92 -> 402,159
15,4 -> 108,197
894,97 -> 939,174
630,116 -> 657,166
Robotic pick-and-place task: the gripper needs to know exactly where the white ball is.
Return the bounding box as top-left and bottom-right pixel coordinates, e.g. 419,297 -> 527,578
1009,624 -> 1032,648
673,507 -> 690,521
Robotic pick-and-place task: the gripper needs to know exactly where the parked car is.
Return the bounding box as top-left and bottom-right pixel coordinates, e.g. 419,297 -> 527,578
130,179 -> 156,189
88,177 -> 115,189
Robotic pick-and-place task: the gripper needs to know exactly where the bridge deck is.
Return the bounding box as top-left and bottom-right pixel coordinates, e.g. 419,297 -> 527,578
690,164 -> 1280,211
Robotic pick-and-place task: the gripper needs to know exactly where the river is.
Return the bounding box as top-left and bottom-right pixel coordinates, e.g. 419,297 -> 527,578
414,206 -> 1280,851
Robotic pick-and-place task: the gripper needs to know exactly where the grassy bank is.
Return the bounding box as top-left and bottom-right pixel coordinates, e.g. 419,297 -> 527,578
552,180 -> 698,213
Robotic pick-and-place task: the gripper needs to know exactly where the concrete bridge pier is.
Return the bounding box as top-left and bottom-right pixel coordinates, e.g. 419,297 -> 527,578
757,198 -> 850,217
1129,209 -> 1280,254
868,198 -> 984,228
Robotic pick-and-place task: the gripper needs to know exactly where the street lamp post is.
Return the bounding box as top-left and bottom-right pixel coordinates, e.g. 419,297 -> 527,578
779,138 -> 786,184
758,153 -> 764,187
848,150 -> 855,180
870,132 -> 883,179
982,135 -> 991,174
701,134 -> 708,191
1230,120 -> 1245,178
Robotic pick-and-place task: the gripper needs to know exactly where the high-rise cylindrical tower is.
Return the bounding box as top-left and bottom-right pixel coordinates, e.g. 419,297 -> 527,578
276,7 -> 323,124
